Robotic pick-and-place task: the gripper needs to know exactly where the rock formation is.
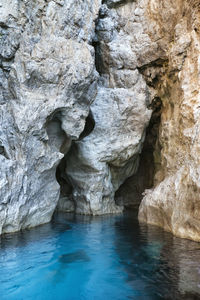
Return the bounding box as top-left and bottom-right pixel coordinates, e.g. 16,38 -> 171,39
138,0 -> 200,242
0,0 -> 100,233
57,1 -> 154,215
0,0 -> 200,241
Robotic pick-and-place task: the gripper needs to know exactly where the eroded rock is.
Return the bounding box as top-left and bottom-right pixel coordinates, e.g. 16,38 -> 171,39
139,0 -> 200,242
1,0 -> 200,241
62,1 -> 154,215
0,0 -> 100,233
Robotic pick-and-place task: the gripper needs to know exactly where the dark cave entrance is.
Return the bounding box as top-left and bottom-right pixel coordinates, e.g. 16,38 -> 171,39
56,155 -> 75,212
115,97 -> 162,212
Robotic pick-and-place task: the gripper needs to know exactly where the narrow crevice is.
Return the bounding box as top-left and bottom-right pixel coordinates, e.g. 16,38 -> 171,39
92,41 -> 104,75
0,145 -> 9,159
91,5 -> 111,76
102,0 -> 136,9
56,157 -> 72,197
78,110 -> 95,140
91,24 -> 103,75
115,97 -> 162,211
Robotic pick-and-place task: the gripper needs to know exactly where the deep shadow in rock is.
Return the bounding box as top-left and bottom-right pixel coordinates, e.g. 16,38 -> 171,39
56,157 -> 74,202
115,97 -> 162,211
78,110 -> 95,140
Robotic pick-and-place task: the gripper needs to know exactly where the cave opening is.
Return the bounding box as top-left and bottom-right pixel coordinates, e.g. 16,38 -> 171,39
115,97 -> 162,212
56,155 -> 75,212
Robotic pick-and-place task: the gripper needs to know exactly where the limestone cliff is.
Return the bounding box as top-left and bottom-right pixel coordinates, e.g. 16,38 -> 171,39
0,0 -> 200,241
0,0 -> 100,233
139,0 -> 200,242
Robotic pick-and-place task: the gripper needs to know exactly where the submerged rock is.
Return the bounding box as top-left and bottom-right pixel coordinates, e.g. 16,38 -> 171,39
59,250 -> 90,264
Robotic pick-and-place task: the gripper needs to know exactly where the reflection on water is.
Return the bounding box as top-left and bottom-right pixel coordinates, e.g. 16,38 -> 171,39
0,212 -> 200,299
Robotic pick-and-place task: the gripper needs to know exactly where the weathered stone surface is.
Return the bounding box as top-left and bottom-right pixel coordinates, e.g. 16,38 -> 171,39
1,0 -> 200,241
139,0 -> 200,242
66,80 -> 151,214
61,0 -> 154,215
0,0 -> 100,233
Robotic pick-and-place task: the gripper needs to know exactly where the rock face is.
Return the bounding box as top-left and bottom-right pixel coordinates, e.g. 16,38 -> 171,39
0,0 -> 100,234
1,0 -> 200,240
59,1 -> 153,215
65,81 -> 151,215
138,0 -> 200,242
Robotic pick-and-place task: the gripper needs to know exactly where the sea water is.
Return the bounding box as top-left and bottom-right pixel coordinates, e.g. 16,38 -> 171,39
0,212 -> 200,300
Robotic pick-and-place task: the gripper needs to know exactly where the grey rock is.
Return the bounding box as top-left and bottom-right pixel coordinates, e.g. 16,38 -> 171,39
2,0 -> 198,243
60,0 -> 155,215
0,0 -> 100,233
65,74 -> 151,215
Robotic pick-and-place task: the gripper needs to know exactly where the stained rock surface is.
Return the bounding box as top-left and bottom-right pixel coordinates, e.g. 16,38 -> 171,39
138,0 -> 200,242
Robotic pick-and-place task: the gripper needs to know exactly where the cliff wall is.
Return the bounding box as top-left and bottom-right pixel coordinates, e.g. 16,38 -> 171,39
0,0 -> 200,241
139,0 -> 200,242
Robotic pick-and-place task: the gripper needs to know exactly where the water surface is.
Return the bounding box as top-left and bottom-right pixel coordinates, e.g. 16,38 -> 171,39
1,212 -> 200,299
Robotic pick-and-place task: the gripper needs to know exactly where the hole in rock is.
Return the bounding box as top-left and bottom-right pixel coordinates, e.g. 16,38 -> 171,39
115,97 -> 162,211
0,144 -> 9,159
78,110 -> 95,140
56,155 -> 74,210
92,40 -> 102,75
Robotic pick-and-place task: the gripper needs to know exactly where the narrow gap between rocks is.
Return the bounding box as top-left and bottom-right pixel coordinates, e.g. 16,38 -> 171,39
79,111 -> 95,140
0,144 -> 9,159
115,97 -> 162,212
102,0 -> 135,9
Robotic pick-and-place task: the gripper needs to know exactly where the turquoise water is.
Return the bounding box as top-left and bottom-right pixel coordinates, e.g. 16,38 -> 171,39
1,212 -> 200,300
